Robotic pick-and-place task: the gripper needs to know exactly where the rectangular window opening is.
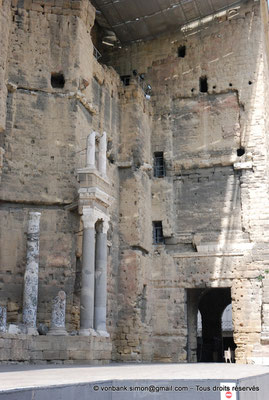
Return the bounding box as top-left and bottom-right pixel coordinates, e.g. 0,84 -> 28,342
154,152 -> 165,178
178,45 -> 186,58
199,76 -> 208,93
153,221 -> 164,244
120,75 -> 131,86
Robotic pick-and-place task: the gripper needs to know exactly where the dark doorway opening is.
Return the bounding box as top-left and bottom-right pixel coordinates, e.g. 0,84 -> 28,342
187,288 -> 236,362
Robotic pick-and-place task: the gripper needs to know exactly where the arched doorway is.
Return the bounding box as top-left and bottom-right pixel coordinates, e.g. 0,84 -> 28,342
198,288 -> 235,362
187,288 -> 236,362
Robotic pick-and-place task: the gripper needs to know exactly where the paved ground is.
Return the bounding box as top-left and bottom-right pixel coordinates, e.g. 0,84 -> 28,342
0,363 -> 269,391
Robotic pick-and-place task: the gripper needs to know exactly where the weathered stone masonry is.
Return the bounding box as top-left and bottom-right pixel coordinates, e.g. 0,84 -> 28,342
0,0 -> 269,365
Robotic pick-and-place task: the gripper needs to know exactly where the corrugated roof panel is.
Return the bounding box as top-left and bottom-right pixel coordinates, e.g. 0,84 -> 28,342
181,0 -> 201,20
163,7 -> 187,27
144,13 -> 172,37
125,19 -> 153,41
112,0 -> 141,23
134,0 -> 162,17
194,0 -> 215,17
99,4 -> 123,26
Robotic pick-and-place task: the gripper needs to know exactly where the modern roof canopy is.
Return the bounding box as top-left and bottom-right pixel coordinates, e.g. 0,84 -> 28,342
91,0 -> 247,44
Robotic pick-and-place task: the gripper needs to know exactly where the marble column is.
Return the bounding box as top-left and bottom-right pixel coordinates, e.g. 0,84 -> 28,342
79,208 -> 97,336
22,212 -> 41,333
86,131 -> 96,168
98,131 -> 107,176
0,306 -> 7,333
94,218 -> 109,336
48,291 -> 68,336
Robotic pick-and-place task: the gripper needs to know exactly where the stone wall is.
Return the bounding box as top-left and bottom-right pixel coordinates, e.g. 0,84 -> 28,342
0,0 -> 121,349
1,0 -> 269,365
106,0 -> 269,364
0,334 -> 111,364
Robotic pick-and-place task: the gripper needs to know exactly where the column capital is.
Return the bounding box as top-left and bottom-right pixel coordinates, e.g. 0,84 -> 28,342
102,218 -> 110,234
82,207 -> 110,231
81,207 -> 96,229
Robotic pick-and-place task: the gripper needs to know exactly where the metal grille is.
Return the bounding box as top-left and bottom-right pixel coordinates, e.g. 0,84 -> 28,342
154,152 -> 165,178
153,221 -> 164,244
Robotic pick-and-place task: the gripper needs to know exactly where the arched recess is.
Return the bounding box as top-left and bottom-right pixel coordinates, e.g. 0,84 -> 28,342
187,287 -> 235,362
198,288 -> 232,362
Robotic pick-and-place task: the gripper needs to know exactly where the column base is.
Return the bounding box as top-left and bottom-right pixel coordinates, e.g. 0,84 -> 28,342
96,330 -> 110,338
26,327 -> 39,336
79,328 -> 97,337
47,327 -> 68,336
12,324 -> 39,336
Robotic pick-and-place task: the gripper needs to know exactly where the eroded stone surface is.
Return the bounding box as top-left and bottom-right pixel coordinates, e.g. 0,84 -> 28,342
0,0 -> 269,365
48,291 -> 67,336
22,212 -> 41,331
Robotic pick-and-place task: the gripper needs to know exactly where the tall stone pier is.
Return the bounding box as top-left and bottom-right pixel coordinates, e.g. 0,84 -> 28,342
22,212 -> 41,334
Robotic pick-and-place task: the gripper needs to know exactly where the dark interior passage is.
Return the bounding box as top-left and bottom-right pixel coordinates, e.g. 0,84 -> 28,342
198,288 -> 235,362
187,288 -> 236,362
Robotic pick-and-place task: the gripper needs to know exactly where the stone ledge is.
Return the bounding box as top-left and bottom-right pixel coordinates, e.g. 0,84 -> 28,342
172,252 -> 244,258
0,335 -> 112,364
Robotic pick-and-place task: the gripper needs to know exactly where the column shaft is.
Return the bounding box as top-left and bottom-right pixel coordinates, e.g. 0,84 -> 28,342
48,291 -> 67,336
94,227 -> 108,335
0,306 -> 7,333
22,212 -> 41,331
86,131 -> 96,168
80,227 -> 96,335
98,132 -> 106,176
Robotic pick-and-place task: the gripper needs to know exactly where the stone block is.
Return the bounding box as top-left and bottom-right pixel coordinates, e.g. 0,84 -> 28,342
30,339 -> 51,351
42,350 -> 61,360
0,338 -> 11,348
30,351 -> 43,360
68,350 -> 92,360
0,349 -> 11,360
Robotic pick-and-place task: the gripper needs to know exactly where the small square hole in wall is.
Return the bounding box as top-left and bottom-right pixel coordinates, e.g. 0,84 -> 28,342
51,72 -> 65,88
237,147 -> 245,157
178,45 -> 186,58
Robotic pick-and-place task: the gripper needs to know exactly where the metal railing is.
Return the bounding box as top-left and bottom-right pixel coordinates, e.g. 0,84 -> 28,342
93,45 -> 102,61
